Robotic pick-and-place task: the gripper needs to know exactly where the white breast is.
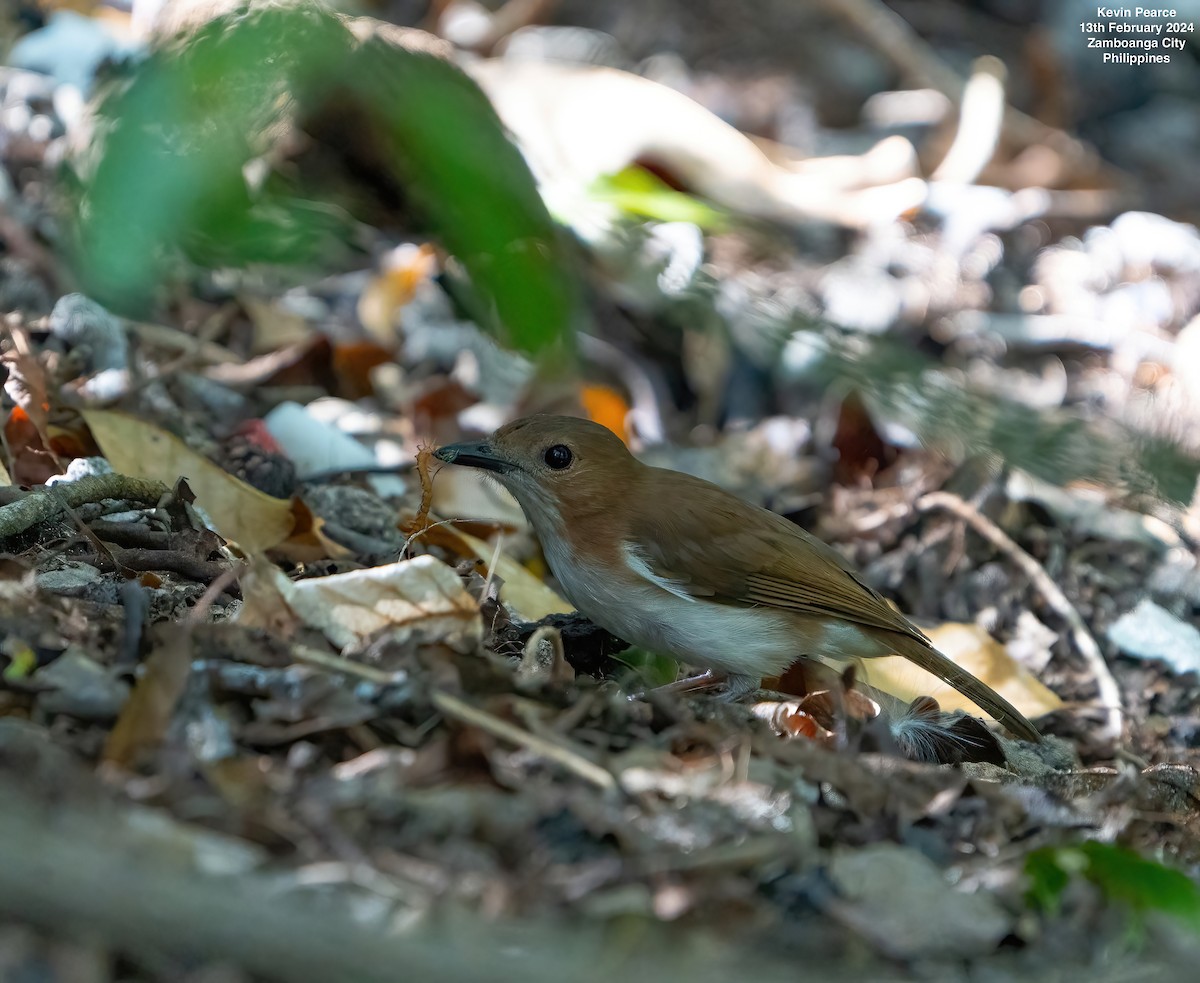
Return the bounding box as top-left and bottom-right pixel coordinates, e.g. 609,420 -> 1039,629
539,534 -> 800,678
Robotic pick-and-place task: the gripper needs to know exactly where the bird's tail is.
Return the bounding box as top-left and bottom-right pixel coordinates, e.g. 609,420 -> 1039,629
888,633 -> 1042,743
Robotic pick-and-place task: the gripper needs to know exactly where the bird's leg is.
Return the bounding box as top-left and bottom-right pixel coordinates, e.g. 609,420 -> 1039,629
629,669 -> 718,701
630,670 -> 762,703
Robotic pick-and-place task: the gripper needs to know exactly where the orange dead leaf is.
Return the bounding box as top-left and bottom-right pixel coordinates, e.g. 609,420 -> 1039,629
357,243 -> 438,344
332,341 -> 394,400
751,700 -> 826,739
4,406 -> 60,485
273,497 -> 355,563
580,384 -> 630,443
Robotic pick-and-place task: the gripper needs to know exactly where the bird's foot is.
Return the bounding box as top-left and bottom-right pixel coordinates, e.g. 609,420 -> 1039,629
713,673 -> 762,702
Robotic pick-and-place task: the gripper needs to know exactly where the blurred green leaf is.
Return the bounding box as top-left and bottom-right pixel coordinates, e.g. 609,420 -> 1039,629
347,30 -> 579,354
611,648 -> 679,689
1026,842 -> 1200,929
590,167 -> 729,230
1024,845 -> 1077,916
74,5 -> 352,308
72,4 -> 578,353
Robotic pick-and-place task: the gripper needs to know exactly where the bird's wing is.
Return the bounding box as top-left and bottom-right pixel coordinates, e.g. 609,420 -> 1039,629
629,471 -> 929,644
628,470 -> 1042,744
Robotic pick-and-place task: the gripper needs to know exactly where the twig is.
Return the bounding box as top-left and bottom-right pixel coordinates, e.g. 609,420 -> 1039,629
430,690 -> 615,790
400,515 -> 503,558
85,548 -> 233,584
185,563 -> 246,624
481,529 -> 505,604
0,475 -> 169,540
126,318 -> 240,365
290,644 -> 407,687
917,490 -> 1123,741
0,776 -> 834,983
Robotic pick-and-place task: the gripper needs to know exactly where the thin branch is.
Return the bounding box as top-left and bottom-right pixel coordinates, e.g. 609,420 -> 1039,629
0,475 -> 169,540
917,490 -> 1123,741
431,690 -> 615,790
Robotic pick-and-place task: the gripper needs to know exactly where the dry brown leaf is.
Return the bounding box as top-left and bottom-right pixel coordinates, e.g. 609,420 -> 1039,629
750,700 -> 826,740
237,553 -> 482,652
861,622 -> 1063,721
273,498 -> 355,564
357,243 -> 437,344
83,409 -> 295,554
102,628 -> 192,770
234,554 -> 301,639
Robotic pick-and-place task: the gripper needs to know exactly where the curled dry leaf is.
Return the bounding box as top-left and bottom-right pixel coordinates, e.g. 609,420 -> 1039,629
83,409 -> 296,555
271,497 -> 355,564
751,700 -> 827,740
103,629 -> 192,770
237,553 -> 482,653
515,625 -> 574,690
753,687 -> 882,742
357,242 -> 438,345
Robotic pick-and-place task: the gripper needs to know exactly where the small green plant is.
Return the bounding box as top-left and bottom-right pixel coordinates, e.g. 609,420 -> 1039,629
1026,841 -> 1200,930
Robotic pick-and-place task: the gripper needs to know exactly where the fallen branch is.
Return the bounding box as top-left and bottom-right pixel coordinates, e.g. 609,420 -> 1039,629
0,475 -> 169,540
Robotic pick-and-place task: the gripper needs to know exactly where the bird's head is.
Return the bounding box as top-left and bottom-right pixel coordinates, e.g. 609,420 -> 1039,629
433,415 -> 636,532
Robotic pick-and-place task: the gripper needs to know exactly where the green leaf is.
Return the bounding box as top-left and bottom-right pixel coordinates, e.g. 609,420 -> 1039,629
73,5 -> 352,309
590,166 -> 729,230
1026,842 -> 1200,928
71,5 -> 579,353
347,31 -> 579,354
610,648 -> 679,689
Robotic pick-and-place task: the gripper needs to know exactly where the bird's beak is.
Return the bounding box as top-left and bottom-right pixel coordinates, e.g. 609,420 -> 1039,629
433,440 -> 517,474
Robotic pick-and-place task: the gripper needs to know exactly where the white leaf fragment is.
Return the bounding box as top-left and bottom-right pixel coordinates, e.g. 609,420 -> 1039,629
240,554 -> 481,653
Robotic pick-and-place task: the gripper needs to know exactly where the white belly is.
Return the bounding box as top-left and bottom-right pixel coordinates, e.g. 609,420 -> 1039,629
540,535 -> 800,678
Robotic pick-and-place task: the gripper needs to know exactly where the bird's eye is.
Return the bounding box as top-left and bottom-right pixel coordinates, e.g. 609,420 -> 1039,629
543,444 -> 573,470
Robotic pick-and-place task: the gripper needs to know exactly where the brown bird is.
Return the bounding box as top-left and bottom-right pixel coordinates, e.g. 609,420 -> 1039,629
435,415 -> 1041,743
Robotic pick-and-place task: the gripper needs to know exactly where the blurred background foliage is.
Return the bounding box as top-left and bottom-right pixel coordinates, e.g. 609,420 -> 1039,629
61,0 -> 1200,504
71,1 -> 579,354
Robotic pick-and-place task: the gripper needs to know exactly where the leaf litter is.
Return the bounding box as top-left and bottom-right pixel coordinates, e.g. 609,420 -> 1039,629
1,0 -> 1200,979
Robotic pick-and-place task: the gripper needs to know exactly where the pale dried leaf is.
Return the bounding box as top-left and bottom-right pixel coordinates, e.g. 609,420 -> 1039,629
454,528 -> 572,621
83,409 -> 295,554
237,554 -> 482,652
468,60 -> 924,229
862,622 -> 1062,720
